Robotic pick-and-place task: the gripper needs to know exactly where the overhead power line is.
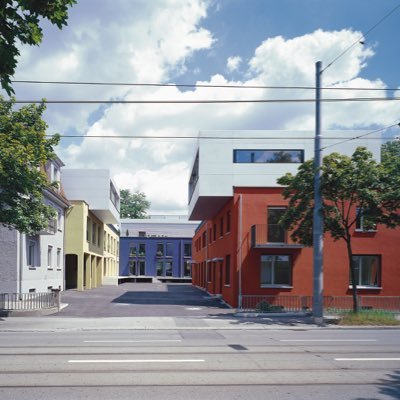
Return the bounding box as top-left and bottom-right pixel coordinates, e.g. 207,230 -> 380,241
6,97 -> 400,105
10,79 -> 400,91
321,122 -> 400,150
322,3 -> 400,73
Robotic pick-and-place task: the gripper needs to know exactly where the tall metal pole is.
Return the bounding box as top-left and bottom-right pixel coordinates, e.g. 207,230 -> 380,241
312,61 -> 324,323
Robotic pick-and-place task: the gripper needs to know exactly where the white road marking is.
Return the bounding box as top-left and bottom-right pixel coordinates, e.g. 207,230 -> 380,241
185,307 -> 202,310
280,339 -> 377,342
69,359 -> 204,363
335,358 -> 400,361
83,339 -> 182,343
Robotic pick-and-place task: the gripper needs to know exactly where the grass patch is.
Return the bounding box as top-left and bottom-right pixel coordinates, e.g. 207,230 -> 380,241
338,310 -> 400,326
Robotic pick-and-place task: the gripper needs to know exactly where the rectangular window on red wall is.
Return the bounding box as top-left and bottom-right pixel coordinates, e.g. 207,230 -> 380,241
260,255 -> 292,286
207,262 -> 212,282
225,254 -> 231,285
267,207 -> 287,243
226,211 -> 231,233
220,217 -> 224,237
350,255 -> 381,287
213,224 -> 216,241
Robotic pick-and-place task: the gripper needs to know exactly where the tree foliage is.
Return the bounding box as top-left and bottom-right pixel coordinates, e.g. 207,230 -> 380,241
0,0 -> 76,95
277,146 -> 400,312
0,96 -> 60,234
120,189 -> 150,219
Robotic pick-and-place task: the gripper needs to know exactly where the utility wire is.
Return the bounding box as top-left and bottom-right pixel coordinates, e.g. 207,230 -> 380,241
9,79 -> 400,91
45,134 -> 394,140
6,97 -> 400,105
321,122 -> 400,150
322,3 -> 400,73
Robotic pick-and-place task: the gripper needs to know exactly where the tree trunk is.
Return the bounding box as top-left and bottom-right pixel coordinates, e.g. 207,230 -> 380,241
345,238 -> 359,313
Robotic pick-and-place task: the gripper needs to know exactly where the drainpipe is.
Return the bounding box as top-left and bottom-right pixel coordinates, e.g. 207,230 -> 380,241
18,231 -> 23,296
238,194 -> 243,309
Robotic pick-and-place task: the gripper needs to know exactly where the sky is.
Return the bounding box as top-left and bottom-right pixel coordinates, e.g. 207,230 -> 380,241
5,0 -> 400,214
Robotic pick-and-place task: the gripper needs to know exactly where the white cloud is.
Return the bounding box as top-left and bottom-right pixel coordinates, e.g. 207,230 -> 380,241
9,4 -> 399,214
227,56 -> 242,72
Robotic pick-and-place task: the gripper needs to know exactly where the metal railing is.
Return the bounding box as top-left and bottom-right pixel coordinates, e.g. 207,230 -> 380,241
0,292 -> 59,311
250,225 -> 303,248
240,295 -> 400,313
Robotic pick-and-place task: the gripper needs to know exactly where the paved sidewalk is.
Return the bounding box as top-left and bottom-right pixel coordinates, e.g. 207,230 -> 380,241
0,314 -> 318,331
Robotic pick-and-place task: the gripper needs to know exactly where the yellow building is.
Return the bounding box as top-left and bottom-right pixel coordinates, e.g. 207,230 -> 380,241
65,201 -> 105,290
61,169 -> 120,291
103,224 -> 120,286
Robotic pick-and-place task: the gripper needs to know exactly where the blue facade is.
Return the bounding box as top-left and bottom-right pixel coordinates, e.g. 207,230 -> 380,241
120,237 -> 192,278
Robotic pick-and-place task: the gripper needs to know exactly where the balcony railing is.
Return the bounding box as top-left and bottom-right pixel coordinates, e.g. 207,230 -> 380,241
251,224 -> 303,248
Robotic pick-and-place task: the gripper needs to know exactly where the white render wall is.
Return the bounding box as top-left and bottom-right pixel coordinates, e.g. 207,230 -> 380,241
188,130 -> 381,219
121,218 -> 200,238
61,169 -> 120,224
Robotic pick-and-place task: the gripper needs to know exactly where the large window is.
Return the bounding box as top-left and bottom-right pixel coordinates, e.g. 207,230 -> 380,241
165,261 -> 173,276
138,243 -> 146,257
351,255 -> 380,287
47,245 -> 53,268
166,243 -> 173,257
156,243 -> 164,257
184,243 -> 192,257
27,240 -> 36,267
260,255 -> 292,286
355,208 -> 376,232
183,261 -> 191,277
156,261 -> 163,276
267,207 -> 286,243
129,244 -> 137,257
234,149 -> 304,164
225,255 -> 231,285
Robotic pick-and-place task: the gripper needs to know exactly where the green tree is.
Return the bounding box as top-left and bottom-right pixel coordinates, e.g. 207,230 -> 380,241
120,189 -> 150,219
277,147 -> 400,313
0,0 -> 76,95
0,96 -> 60,234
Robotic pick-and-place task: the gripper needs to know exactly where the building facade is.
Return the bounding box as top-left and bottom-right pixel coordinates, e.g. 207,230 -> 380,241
188,130 -> 400,307
0,157 -> 69,293
62,169 -> 120,290
120,217 -> 199,280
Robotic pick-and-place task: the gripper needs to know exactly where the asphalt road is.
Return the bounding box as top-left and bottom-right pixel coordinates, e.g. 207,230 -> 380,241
0,327 -> 399,399
55,282 -> 233,317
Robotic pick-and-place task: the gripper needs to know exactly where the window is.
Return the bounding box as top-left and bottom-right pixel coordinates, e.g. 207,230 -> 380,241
104,231 -> 107,250
213,224 -> 216,241
138,231 -> 146,237
184,243 -> 192,257
92,222 -> 96,244
27,240 -> 36,267
166,243 -> 173,257
184,261 -> 191,277
138,243 -> 146,257
267,207 -> 286,243
138,260 -> 146,275
97,227 -> 101,247
207,263 -> 212,282
156,243 -> 164,257
226,211 -> 231,233
220,217 -> 224,237
129,244 -> 137,257
234,149 -> 304,163
110,182 -> 120,211
57,248 -> 61,269
225,255 -> 231,285
129,260 -> 137,275
351,255 -> 380,287
260,255 -> 292,286
47,246 -> 53,268
202,231 -> 206,248
57,210 -> 62,231
156,261 -> 163,276
355,208 -> 377,232
86,218 -> 90,242
189,151 -> 199,202
165,261 -> 172,276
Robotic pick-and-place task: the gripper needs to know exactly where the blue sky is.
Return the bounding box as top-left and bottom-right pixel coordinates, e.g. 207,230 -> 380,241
6,0 -> 400,213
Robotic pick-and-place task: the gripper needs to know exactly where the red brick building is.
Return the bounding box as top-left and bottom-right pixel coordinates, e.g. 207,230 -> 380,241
188,131 -> 400,308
